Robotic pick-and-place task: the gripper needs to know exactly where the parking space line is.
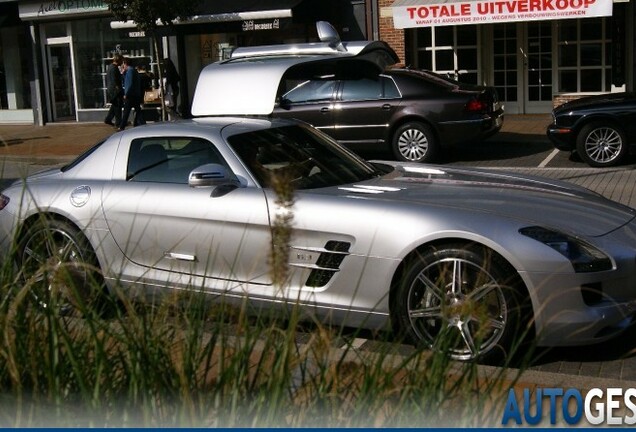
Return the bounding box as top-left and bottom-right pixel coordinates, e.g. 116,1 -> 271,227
538,149 -> 560,168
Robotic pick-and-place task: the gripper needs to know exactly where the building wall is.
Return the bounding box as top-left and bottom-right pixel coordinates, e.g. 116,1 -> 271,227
378,0 -> 404,65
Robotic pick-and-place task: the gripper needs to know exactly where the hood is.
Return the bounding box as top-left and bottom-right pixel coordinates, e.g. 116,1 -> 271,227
340,162 -> 636,237
554,92 -> 636,113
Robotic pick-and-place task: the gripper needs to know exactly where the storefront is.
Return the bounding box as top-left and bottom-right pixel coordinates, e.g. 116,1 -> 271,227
0,1 -> 35,124
384,0 -> 632,114
17,0 -> 159,123
11,0 -> 368,124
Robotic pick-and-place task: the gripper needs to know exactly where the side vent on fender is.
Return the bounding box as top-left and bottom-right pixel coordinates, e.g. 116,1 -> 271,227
290,241 -> 351,288
306,241 -> 351,287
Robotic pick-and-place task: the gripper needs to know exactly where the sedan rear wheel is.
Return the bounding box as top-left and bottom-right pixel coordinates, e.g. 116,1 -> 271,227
392,122 -> 438,163
18,218 -> 108,316
576,122 -> 628,167
392,244 -> 528,364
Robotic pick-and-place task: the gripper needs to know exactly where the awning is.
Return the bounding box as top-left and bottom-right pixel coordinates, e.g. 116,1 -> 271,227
111,0 -> 305,29
391,0 -> 614,28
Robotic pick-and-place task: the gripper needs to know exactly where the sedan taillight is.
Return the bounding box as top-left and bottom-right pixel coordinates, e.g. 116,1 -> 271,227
0,194 -> 9,211
465,98 -> 488,113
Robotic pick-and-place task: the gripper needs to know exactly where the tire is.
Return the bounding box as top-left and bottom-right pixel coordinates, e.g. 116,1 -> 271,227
391,243 -> 529,364
17,218 -> 108,316
576,122 -> 628,167
392,122 -> 438,163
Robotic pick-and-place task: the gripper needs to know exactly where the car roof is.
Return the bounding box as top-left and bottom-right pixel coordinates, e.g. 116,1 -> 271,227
191,21 -> 398,117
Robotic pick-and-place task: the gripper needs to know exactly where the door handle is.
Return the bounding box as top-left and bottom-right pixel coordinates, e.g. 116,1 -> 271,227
320,107 -> 331,113
382,104 -> 392,110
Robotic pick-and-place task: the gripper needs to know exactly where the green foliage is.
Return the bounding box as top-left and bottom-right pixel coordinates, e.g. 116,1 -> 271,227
106,0 -> 201,33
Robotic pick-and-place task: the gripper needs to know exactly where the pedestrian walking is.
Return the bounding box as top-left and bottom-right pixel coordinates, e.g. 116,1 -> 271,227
104,53 -> 123,127
163,58 -> 181,120
118,57 -> 144,131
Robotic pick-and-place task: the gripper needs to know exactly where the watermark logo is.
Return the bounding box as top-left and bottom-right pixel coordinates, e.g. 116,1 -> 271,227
502,387 -> 636,426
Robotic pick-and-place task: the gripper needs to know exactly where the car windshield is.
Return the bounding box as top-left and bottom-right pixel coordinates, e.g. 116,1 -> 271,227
228,124 -> 382,189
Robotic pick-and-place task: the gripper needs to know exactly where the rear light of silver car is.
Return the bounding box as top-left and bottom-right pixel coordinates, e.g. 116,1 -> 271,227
0,194 -> 9,210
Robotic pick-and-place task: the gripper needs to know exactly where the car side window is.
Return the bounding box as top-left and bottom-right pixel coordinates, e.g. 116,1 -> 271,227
340,76 -> 401,101
282,79 -> 337,103
127,137 -> 227,183
341,78 -> 382,101
382,76 -> 401,99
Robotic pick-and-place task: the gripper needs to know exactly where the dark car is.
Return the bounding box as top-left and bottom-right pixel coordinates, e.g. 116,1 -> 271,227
274,64 -> 504,163
547,92 -> 636,167
191,22 -> 504,164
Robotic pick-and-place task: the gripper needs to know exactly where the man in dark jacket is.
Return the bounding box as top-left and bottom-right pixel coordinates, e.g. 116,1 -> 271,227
104,53 -> 123,127
118,57 -> 145,130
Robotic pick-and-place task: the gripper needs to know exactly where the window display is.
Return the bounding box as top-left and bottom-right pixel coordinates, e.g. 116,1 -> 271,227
71,18 -> 156,111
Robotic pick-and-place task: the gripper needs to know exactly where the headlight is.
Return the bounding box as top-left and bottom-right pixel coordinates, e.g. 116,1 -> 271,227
519,226 -> 612,273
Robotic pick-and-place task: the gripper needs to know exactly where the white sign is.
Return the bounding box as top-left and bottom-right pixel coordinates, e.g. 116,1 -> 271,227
392,0 -> 613,28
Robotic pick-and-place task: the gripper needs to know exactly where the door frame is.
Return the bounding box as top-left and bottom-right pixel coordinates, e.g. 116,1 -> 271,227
519,22 -> 554,114
43,35 -> 78,122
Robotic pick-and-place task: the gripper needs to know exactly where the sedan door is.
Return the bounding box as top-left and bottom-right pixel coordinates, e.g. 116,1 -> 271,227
273,78 -> 338,137
101,136 -> 273,289
330,75 -> 401,145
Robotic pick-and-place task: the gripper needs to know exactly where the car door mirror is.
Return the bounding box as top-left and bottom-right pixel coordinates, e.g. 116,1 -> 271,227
276,97 -> 292,110
188,163 -> 240,191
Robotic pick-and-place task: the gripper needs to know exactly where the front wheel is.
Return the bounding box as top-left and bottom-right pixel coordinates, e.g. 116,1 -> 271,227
391,243 -> 529,364
576,122 -> 628,167
392,122 -> 438,163
18,218 -> 108,316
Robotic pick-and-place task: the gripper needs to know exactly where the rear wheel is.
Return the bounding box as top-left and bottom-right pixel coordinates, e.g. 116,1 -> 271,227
391,243 -> 529,364
576,122 -> 627,167
18,218 -> 108,316
392,122 -> 438,163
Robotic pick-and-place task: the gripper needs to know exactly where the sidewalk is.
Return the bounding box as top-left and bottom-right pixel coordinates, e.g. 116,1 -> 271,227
0,115 -> 553,162
0,122 -> 115,162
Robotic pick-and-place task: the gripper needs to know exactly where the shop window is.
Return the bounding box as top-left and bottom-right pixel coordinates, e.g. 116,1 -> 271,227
411,25 -> 479,84
581,69 -> 602,92
559,45 -> 577,67
558,70 -> 577,93
71,19 -> 156,111
557,18 -> 610,93
435,50 -> 454,71
0,26 -> 32,110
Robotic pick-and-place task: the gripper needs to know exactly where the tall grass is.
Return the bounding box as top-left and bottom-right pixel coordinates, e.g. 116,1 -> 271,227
0,172 -> 532,427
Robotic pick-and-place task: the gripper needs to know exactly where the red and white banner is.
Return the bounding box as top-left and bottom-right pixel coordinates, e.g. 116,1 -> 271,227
392,0 -> 613,28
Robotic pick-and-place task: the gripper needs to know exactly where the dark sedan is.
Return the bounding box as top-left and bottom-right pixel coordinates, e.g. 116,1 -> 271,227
274,65 -> 504,163
191,21 -> 503,165
547,92 -> 636,167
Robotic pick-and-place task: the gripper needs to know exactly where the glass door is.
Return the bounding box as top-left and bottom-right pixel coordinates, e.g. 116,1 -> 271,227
46,40 -> 77,121
493,23 -> 521,114
523,21 -> 554,113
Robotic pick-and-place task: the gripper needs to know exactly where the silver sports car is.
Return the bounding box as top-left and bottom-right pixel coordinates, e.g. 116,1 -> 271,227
2,117 -> 636,364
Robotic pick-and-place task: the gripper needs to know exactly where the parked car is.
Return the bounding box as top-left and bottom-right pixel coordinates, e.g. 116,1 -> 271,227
2,117 -> 636,365
191,22 -> 504,164
547,92 -> 636,167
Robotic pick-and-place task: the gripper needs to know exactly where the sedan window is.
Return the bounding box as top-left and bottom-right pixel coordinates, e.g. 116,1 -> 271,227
340,76 -> 401,101
341,78 -> 382,101
282,79 -> 337,103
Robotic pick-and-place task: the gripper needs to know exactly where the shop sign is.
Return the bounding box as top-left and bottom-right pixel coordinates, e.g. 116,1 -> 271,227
392,0 -> 613,28
242,19 -> 280,31
19,0 -> 109,20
